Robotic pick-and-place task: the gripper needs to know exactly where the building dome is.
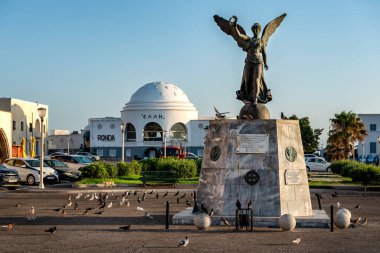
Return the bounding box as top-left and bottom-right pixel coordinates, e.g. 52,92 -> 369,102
123,81 -> 197,111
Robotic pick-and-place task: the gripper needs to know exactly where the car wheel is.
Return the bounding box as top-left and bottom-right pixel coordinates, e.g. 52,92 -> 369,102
306,166 -> 311,172
26,175 -> 35,185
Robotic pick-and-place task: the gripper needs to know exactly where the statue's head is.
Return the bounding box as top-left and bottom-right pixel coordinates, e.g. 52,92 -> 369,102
251,23 -> 261,35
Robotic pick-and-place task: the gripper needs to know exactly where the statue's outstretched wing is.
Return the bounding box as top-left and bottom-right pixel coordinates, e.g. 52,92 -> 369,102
261,13 -> 287,48
213,15 -> 248,50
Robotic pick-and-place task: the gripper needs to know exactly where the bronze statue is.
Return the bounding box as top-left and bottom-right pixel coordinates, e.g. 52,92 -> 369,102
214,14 -> 286,105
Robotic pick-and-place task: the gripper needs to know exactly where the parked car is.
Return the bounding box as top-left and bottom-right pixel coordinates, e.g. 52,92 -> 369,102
184,152 -> 199,159
49,154 -> 92,170
304,154 -> 317,159
0,164 -> 21,190
44,159 -> 82,182
305,157 -> 331,172
76,152 -> 101,162
3,158 -> 59,185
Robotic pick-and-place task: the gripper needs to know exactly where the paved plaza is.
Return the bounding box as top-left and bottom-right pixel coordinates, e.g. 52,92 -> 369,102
0,187 -> 379,253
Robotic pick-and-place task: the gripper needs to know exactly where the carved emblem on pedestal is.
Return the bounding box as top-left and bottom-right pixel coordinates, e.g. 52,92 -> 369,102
244,169 -> 260,185
285,146 -> 297,162
210,146 -> 221,161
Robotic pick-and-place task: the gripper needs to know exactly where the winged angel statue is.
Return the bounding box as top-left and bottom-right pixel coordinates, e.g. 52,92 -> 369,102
214,14 -> 286,105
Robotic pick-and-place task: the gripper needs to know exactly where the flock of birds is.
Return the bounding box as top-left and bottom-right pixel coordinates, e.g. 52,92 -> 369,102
1,190 -> 371,247
1,189 -> 195,246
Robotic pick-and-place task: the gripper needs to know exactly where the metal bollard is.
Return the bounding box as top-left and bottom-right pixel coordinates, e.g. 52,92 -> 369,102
166,201 -> 169,230
317,194 -> 322,210
330,205 -> 334,232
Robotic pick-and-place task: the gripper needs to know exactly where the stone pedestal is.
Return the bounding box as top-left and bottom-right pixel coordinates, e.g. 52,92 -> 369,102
197,119 -> 312,218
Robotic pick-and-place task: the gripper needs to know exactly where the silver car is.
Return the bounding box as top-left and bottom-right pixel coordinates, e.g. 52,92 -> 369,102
49,154 -> 92,170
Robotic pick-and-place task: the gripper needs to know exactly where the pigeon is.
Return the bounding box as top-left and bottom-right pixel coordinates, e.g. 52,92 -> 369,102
149,190 -> 154,195
45,226 -> 57,233
186,200 -> 192,207
331,193 -> 338,198
292,236 -> 301,245
174,190 -> 179,196
84,194 -> 90,199
74,202 -> 79,210
214,106 -> 229,119
145,212 -> 154,219
208,208 -> 214,218
66,201 -> 72,207
106,202 -> 113,208
89,194 -> 95,201
94,211 -> 103,215
126,201 -> 130,207
163,191 -> 168,197
2,223 -> 15,231
82,207 -> 93,215
156,193 -> 159,199
67,194 -> 71,201
361,217 -> 368,225
236,200 -> 242,210
119,225 -> 131,230
354,204 -> 360,209
336,202 -> 341,209
53,208 -> 64,213
280,112 -> 288,120
247,200 -> 252,209
99,203 -> 106,209
178,236 -> 189,247
137,206 -> 145,211
177,197 -> 180,204
221,217 -> 231,226
75,192 -> 82,199
134,191 -> 137,196
180,193 -> 186,199
14,203 -> 21,208
137,197 -> 141,203
351,217 -> 361,224
142,193 -> 146,201
27,206 -> 36,221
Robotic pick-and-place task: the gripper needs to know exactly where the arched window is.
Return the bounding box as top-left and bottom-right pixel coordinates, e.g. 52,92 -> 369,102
143,122 -> 163,141
126,123 -> 136,141
170,123 -> 187,140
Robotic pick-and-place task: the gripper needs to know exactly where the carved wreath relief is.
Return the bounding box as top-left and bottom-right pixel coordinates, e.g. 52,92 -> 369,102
285,146 -> 297,162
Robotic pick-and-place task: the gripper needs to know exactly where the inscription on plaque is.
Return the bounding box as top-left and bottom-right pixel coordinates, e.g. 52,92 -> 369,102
285,170 -> 303,185
236,134 -> 269,153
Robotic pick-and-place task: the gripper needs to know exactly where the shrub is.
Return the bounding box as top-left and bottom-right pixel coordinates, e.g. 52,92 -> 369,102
349,164 -> 380,184
117,162 -> 130,176
105,163 -> 118,178
140,158 -> 197,178
195,158 -> 203,175
130,160 -> 142,175
79,162 -> 109,179
330,160 -> 362,177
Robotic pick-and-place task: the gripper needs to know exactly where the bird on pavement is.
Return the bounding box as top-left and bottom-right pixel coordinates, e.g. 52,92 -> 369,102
177,197 -> 180,204
82,207 -> 93,215
126,201 -> 130,207
351,217 -> 361,224
336,202 -> 341,209
134,191 -> 137,196
354,204 -> 360,209
186,200 -> 192,207
27,206 -> 36,221
94,211 -> 103,215
74,202 -> 79,210
137,197 -> 141,203
208,208 -> 214,218
178,236 -> 189,247
180,193 -> 186,199
45,226 -> 57,233
361,217 -> 368,225
75,192 -> 82,199
137,206 -> 145,211
119,225 -> 131,230
145,212 -> 154,219
331,193 -> 338,197
14,203 -> 21,208
156,193 -> 159,199
221,217 -> 231,226
163,191 -> 168,197
106,202 -> 113,208
292,236 -> 301,245
280,112 -> 288,120
2,223 -> 15,231
174,190 -> 179,196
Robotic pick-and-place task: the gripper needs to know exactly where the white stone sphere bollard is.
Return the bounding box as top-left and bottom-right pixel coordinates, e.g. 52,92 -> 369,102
335,208 -> 351,229
194,213 -> 211,229
279,214 -> 296,231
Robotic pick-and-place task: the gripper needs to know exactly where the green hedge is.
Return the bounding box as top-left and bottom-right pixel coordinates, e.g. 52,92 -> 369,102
80,161 -> 142,179
140,158 -> 197,178
330,160 -> 380,184
79,162 -> 109,179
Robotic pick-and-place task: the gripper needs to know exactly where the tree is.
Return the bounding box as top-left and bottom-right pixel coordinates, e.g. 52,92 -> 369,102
289,115 -> 323,153
327,111 -> 367,161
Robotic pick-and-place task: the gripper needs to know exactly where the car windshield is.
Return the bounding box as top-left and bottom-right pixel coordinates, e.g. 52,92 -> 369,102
46,160 -> 68,168
75,156 -> 92,163
25,160 -> 49,167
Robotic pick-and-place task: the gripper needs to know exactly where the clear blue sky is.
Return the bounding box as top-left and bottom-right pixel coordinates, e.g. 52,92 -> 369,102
1,0 -> 379,145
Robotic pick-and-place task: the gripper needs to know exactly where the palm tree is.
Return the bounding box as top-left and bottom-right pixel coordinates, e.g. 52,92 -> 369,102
327,111 -> 367,161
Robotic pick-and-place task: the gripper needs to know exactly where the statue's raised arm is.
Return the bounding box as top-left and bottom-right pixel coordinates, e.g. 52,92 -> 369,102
213,15 -> 249,51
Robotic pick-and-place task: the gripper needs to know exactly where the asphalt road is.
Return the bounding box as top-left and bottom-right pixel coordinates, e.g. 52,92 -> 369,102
0,187 -> 379,253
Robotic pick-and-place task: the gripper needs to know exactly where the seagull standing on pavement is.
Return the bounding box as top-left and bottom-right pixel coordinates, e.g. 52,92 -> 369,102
178,236 -> 189,247
221,217 -> 231,226
145,212 -> 154,219
119,225 -> 131,230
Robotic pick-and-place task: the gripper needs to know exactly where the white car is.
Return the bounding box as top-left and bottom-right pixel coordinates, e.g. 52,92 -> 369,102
49,154 -> 92,170
305,157 -> 331,172
3,158 -> 59,185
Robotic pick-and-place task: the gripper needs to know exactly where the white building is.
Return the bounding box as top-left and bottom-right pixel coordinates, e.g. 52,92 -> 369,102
358,114 -> 380,161
0,110 -> 12,162
47,130 -> 85,154
0,98 -> 48,158
87,81 -> 210,159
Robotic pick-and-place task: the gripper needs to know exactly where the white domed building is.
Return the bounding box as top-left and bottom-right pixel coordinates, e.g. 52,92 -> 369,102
88,81 -> 210,159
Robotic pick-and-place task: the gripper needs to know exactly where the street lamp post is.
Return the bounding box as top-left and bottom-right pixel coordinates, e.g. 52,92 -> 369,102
377,137 -> 380,165
37,107 -> 46,189
120,123 -> 125,162
163,130 -> 167,158
361,141 -> 365,163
